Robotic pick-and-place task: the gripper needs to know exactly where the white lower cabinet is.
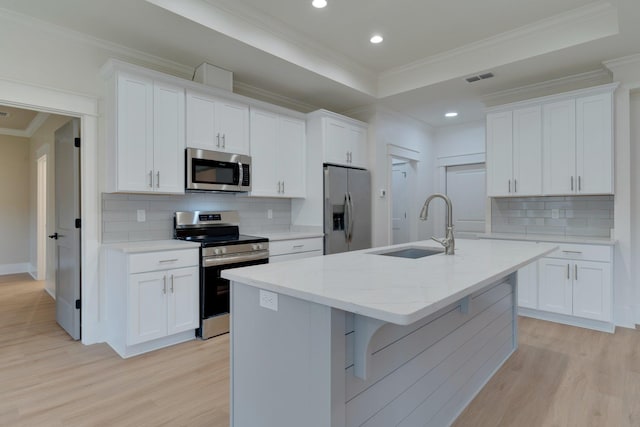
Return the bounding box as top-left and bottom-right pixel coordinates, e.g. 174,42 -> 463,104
512,241 -> 613,331
269,237 -> 323,263
104,244 -> 200,358
128,266 -> 199,345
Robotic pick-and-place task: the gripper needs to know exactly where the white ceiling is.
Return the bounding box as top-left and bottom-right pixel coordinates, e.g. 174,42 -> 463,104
0,0 -> 638,127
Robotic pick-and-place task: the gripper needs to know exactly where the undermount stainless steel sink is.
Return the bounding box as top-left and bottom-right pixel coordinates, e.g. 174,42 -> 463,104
374,247 -> 444,259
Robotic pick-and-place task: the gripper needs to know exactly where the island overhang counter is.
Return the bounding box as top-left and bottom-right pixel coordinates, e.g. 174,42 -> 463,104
223,239 -> 557,427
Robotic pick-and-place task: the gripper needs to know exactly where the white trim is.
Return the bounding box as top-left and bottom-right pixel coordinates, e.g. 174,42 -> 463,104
387,144 -> 421,162
437,152 -> 485,167
45,286 -> 56,300
0,77 -> 101,345
484,82 -> 620,113
36,154 -> 47,282
481,69 -> 612,106
0,262 -> 30,275
519,307 -> 615,333
603,53 -> 640,71
233,81 -> 318,113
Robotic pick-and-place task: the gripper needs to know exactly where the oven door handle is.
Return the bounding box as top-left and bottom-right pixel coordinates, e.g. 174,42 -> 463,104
202,250 -> 269,268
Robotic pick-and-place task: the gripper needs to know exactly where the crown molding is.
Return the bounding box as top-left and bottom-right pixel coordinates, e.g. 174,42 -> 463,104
603,53 -> 640,71
481,68 -> 612,105
377,1 -> 619,98
0,7 -> 194,80
233,81 -> 318,113
147,0 -> 377,96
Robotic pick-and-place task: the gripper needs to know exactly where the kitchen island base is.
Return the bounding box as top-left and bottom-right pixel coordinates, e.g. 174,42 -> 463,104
231,273 -> 517,427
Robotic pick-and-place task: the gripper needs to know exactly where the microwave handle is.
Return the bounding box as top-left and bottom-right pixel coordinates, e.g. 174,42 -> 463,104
238,163 -> 244,187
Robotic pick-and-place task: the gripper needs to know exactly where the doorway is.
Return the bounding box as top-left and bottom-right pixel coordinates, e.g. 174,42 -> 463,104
445,163 -> 486,234
0,103 -> 81,340
392,160 -> 411,244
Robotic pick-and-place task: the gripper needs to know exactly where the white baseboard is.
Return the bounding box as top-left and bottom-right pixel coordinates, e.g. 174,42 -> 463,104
0,262 -> 30,275
45,287 -> 55,300
519,307 -> 615,333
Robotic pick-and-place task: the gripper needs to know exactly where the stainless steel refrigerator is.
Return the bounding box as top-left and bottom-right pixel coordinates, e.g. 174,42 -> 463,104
324,165 -> 372,254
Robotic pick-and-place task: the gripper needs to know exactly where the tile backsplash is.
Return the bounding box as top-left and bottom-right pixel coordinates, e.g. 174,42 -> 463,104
102,193 -> 292,243
491,195 -> 614,238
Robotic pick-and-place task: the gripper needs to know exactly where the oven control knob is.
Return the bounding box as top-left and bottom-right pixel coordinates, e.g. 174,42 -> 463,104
214,248 -> 222,255
252,244 -> 262,251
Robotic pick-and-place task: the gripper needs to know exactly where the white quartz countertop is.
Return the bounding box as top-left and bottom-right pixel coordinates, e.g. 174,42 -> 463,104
254,231 -> 324,241
222,239 -> 557,326
103,239 -> 201,253
479,233 -> 616,246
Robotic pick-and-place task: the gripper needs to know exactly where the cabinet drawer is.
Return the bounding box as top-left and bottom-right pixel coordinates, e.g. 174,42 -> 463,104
269,238 -> 323,257
270,250 -> 323,263
545,243 -> 612,263
129,249 -> 199,273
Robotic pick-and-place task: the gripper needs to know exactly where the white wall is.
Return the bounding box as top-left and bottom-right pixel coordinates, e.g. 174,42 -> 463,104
0,135 -> 30,273
434,120 -> 485,159
28,115 -> 73,295
351,107 -> 436,247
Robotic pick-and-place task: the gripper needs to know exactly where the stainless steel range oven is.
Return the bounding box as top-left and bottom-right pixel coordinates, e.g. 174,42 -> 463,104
174,211 -> 268,339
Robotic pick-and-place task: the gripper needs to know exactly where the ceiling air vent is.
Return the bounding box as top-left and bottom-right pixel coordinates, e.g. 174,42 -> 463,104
465,72 -> 494,83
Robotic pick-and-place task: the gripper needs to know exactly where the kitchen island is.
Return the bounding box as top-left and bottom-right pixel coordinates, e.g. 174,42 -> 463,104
222,239 -> 556,427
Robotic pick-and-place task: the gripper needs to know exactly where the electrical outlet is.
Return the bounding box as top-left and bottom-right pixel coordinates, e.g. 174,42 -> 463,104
136,209 -> 146,222
259,290 -> 278,311
267,209 -> 273,219
551,209 -> 559,219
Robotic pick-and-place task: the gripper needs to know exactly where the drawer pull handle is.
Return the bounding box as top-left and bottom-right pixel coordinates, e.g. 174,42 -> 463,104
562,250 -> 583,254
292,245 -> 305,249
159,258 -> 179,263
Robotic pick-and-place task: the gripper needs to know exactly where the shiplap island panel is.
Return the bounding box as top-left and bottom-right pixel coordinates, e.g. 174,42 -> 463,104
223,239 -> 556,427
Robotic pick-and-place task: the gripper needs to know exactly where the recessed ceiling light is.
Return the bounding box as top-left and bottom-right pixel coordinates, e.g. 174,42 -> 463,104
370,35 -> 383,44
312,0 -> 327,8
445,112 -> 458,118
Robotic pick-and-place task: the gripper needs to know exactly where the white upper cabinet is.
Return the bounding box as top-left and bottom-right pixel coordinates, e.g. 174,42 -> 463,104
323,116 -> 368,168
544,93 -> 613,195
486,107 -> 542,197
543,100 -> 576,195
107,70 -> 185,194
576,92 -> 613,195
186,90 -> 249,155
487,84 -> 615,198
249,108 -> 306,198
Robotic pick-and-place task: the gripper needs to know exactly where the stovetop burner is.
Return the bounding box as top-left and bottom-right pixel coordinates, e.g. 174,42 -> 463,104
173,210 -> 268,248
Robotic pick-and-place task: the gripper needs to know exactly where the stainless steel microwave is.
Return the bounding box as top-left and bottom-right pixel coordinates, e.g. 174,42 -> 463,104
186,148 -> 251,192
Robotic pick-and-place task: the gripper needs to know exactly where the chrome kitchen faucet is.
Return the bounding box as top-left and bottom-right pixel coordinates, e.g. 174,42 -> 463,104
419,193 -> 455,255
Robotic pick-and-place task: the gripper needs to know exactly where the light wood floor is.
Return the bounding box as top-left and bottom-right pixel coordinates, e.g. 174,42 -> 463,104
0,275 -> 229,427
2,274 -> 640,427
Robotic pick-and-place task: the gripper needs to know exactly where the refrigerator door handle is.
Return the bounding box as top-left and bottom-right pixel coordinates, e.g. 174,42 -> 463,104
343,193 -> 350,241
348,192 -> 355,241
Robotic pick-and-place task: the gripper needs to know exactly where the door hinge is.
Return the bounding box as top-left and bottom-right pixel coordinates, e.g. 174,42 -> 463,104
74,137 -> 81,148
75,299 -> 81,310
75,218 -> 81,229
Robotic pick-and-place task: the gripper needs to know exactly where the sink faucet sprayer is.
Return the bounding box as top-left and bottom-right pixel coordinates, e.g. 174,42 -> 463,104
419,193 -> 455,255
